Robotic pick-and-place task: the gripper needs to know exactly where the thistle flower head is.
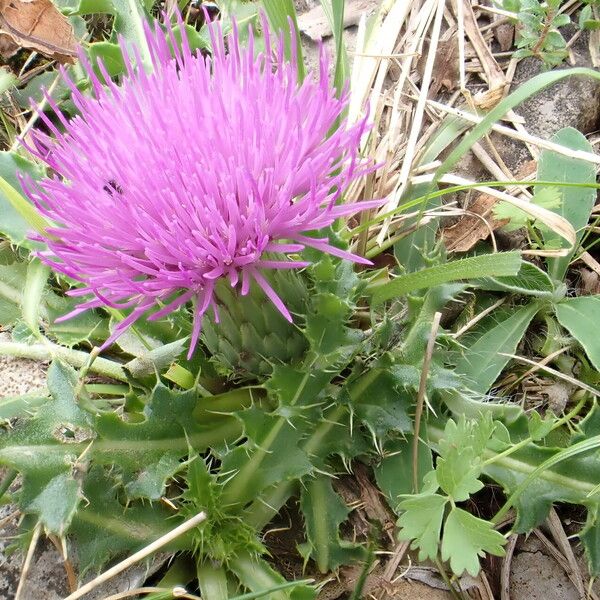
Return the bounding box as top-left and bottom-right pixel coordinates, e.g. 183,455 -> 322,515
24,15 -> 380,357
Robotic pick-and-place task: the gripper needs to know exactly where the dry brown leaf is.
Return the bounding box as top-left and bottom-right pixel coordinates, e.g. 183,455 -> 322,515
459,0 -> 507,107
0,0 -> 78,63
441,193 -> 509,252
474,85 -> 507,110
421,37 -> 459,98
494,22 -> 515,52
0,31 -> 18,58
579,268 -> 600,295
515,159 -> 537,179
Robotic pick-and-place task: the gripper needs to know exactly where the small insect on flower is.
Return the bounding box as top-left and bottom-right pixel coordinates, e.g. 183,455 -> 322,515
22,13 -> 382,358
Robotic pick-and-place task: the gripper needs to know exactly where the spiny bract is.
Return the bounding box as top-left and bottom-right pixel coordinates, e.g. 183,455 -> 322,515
23,15 -> 380,357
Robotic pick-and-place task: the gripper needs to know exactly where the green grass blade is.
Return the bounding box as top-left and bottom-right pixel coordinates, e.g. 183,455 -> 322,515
320,0 -> 348,95
262,0 -> 305,80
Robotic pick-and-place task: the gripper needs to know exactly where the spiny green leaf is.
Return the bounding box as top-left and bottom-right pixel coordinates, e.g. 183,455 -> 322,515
304,254 -> 363,365
181,459 -> 264,563
264,365 -> 332,408
353,369 -> 412,438
29,472 -> 80,535
299,475 -> 365,572
219,407 -> 313,508
375,437 -> 433,503
0,361 -> 91,532
441,507 -> 505,576
397,494 -> 447,561
71,467 -> 176,574
125,453 -> 183,500
1,379 -> 242,502
93,384 -> 241,470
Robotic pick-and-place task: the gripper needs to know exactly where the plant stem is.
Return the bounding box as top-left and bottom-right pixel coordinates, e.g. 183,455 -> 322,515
481,394 -> 586,469
0,468 -> 17,500
0,340 -> 127,382
434,557 -> 466,600
531,7 -> 555,58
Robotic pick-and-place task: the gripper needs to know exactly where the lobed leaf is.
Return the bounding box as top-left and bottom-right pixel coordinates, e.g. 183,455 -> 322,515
441,507 -> 506,576
397,494 -> 447,561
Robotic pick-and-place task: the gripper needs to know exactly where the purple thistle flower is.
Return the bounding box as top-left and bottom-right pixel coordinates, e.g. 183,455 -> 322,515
23,15 -> 381,358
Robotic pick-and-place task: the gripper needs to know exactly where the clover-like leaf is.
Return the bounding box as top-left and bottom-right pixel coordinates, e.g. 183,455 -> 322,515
435,450 -> 484,501
397,494 -> 447,561
441,507 -> 506,576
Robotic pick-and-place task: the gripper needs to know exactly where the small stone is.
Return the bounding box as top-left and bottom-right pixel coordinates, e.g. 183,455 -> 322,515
493,28 -> 600,173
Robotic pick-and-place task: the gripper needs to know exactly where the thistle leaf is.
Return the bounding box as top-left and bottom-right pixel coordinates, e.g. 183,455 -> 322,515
375,436 -> 433,503
70,467 -> 176,574
299,475 -> 365,572
219,407 -> 313,508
